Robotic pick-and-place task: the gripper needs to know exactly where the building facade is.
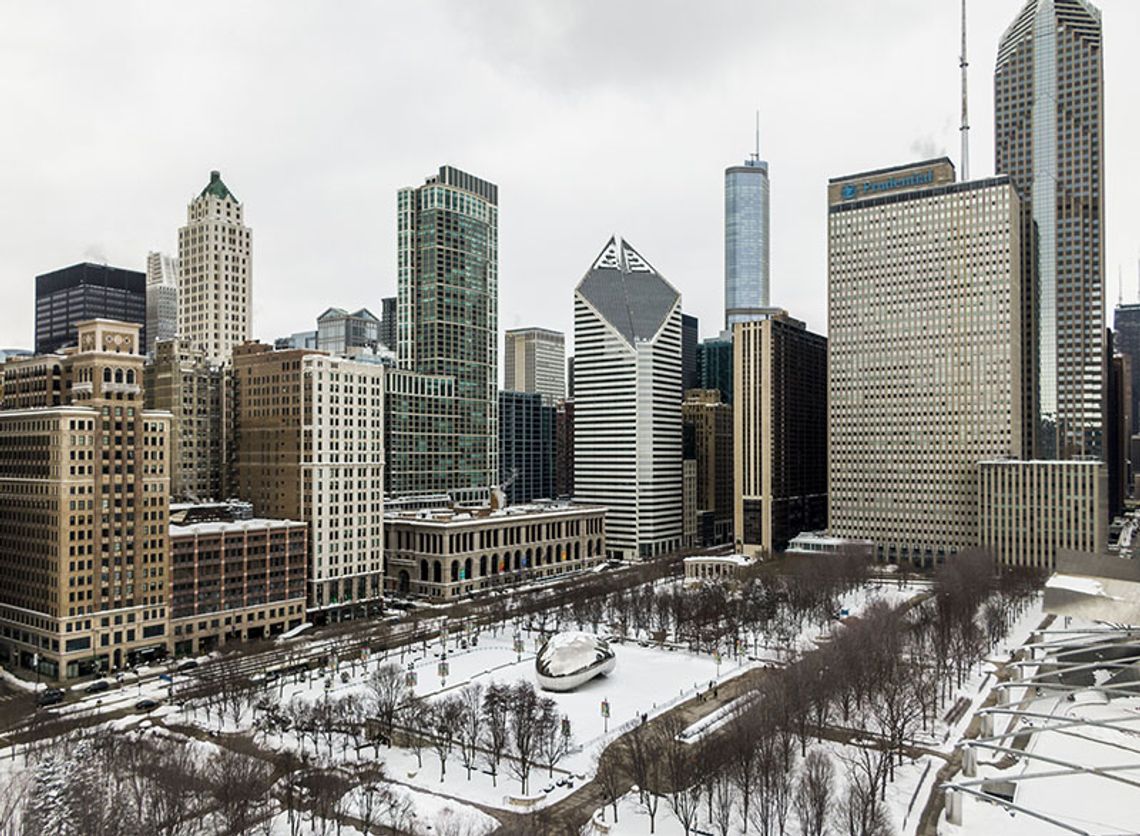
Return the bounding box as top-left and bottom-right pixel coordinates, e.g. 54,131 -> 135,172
385,502 -> 605,599
317,307 -> 381,356
231,344 -> 385,620
996,0 -> 1104,459
555,398 -> 574,499
383,367 -> 459,498
35,263 -> 146,356
178,171 -> 252,365
145,252 -> 179,355
573,236 -> 683,560
504,327 -> 566,406
682,314 -> 699,392
397,165 -> 498,493
498,390 -> 555,504
828,159 -> 1029,564
0,320 -> 171,681
144,339 -> 223,502
379,296 -> 396,351
698,336 -> 733,405
725,156 -> 771,327
1114,303 -> 1140,436
169,510 -> 307,656
683,389 -> 734,546
979,459 -> 1106,570
734,313 -> 828,557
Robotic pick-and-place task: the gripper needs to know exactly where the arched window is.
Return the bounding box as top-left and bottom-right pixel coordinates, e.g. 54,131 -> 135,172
419,560 -> 428,581
574,542 -> 580,560
479,555 -> 487,577
514,551 -> 521,571
103,368 -> 111,383
432,561 -> 442,584
114,368 -> 123,384
491,554 -> 499,575
464,557 -> 473,581
525,548 -> 532,568
126,369 -> 135,384
450,561 -> 459,583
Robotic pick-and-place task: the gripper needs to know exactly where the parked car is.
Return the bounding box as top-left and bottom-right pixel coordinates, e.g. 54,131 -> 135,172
135,699 -> 160,712
37,689 -> 65,707
177,660 -> 199,672
84,680 -> 110,694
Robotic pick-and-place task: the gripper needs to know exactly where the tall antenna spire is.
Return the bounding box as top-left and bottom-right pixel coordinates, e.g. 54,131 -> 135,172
959,0 -> 970,180
750,110 -> 761,163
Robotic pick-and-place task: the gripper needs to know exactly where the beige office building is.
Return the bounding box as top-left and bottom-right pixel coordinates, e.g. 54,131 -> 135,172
733,312 -> 828,558
683,390 -> 733,546
231,343 -> 384,620
979,460 -> 1106,570
828,159 -> 1031,565
385,501 -> 605,599
144,339 -> 223,502
505,328 -> 566,406
178,171 -> 252,365
0,320 -> 171,681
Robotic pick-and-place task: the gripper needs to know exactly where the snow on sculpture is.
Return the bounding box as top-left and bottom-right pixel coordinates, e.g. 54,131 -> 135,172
535,631 -> 616,692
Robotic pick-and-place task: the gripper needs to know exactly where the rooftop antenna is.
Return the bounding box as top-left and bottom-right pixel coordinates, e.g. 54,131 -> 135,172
959,0 -> 970,180
751,110 -> 761,163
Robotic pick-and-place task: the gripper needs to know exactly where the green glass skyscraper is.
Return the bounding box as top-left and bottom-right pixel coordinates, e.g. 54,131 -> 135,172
397,166 -> 499,492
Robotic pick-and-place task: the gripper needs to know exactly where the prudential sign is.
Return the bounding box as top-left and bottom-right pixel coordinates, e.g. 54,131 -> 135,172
842,169 -> 934,200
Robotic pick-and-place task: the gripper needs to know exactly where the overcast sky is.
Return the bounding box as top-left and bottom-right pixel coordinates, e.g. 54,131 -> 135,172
1,1 -> 1137,362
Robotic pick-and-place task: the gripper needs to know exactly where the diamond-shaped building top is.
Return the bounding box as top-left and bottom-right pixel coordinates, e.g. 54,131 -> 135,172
575,237 -> 680,345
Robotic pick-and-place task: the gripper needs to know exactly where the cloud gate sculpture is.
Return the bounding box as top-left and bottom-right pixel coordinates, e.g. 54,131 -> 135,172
535,632 -> 616,692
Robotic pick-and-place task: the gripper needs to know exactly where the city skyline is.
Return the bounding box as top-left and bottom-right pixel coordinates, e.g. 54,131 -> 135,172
2,1 -> 1138,359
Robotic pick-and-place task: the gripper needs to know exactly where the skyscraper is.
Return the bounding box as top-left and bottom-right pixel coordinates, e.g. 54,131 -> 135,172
573,236 -> 683,560
681,313 -> 699,392
1114,303 -> 1140,435
178,170 -> 252,365
316,307 -> 380,355
35,263 -> 146,355
504,327 -> 566,405
0,320 -> 171,680
684,389 -> 734,546
231,344 -> 385,620
698,336 -> 733,404
828,159 -> 1029,565
995,0 -> 1104,459
145,252 -> 179,355
734,313 -> 827,557
498,390 -> 555,504
724,147 -> 770,328
379,296 -> 397,351
397,166 -> 498,491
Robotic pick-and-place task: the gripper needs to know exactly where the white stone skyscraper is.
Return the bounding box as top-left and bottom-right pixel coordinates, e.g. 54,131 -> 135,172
505,327 -> 565,405
145,251 -> 179,355
995,0 -> 1104,459
177,171 -> 252,365
573,237 -> 682,560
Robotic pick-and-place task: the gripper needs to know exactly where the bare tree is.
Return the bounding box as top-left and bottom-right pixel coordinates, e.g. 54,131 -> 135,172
619,723 -> 663,833
710,766 -> 735,836
366,663 -> 410,746
794,749 -> 835,836
660,715 -> 701,836
594,749 -> 625,824
457,683 -> 484,780
206,749 -> 273,836
507,682 -> 549,794
429,694 -> 466,782
482,683 -> 510,787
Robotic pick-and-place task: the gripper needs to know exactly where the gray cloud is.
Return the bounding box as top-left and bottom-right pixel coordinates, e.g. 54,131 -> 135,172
0,0 -> 1137,366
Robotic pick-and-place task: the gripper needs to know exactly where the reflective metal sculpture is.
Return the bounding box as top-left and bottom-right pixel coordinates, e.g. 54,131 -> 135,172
535,631 -> 616,692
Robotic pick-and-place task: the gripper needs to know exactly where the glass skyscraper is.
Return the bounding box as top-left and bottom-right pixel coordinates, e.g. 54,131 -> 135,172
724,156 -> 770,327
995,0 -> 1104,460
397,166 -> 498,491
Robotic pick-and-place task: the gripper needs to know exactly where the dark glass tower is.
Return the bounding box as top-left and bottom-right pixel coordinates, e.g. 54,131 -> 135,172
995,0 -> 1104,459
397,166 -> 498,491
681,313 -> 699,392
498,390 -> 555,504
1114,303 -> 1140,435
35,263 -> 146,355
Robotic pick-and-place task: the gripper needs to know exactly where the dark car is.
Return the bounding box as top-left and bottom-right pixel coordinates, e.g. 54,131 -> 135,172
135,699 -> 160,712
84,680 -> 110,694
37,689 -> 65,707
177,660 -> 199,672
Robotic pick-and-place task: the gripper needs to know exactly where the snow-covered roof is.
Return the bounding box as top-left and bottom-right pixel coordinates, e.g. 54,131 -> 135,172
683,553 -> 754,567
169,518 -> 305,536
385,502 -> 605,526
